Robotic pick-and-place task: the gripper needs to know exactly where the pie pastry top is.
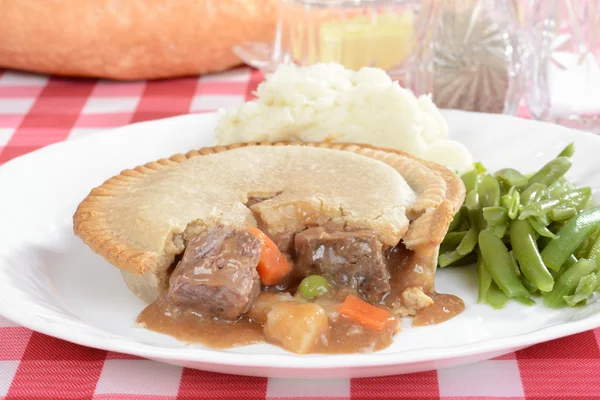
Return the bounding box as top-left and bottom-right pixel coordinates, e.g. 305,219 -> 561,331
73,142 -> 465,303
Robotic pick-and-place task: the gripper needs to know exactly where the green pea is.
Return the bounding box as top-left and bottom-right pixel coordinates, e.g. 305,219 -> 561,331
299,275 -> 330,299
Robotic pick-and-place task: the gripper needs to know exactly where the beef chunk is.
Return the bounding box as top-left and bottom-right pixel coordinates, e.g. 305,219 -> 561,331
167,225 -> 261,320
269,231 -> 296,256
246,195 -> 294,255
294,226 -> 391,302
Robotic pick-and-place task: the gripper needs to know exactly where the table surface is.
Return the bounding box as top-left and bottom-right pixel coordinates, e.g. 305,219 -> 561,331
0,66 -> 599,400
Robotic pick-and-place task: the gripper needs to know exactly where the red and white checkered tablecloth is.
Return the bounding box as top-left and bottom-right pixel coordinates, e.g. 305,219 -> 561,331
1,66 -> 599,400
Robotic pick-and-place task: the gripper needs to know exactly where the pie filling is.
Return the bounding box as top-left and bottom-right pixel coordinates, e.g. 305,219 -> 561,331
70,143 -> 466,354
137,218 -> 464,354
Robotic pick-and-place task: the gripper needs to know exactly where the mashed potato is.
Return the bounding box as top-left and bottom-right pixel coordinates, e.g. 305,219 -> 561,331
214,62 -> 472,172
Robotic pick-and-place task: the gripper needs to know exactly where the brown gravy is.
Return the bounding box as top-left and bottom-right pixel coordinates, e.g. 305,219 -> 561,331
386,245 -> 436,295
137,299 -> 399,354
138,301 -> 264,349
137,237 -> 465,354
412,293 -> 465,327
312,316 -> 399,354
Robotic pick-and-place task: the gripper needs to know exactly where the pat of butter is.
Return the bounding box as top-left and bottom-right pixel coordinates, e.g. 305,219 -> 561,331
292,11 -> 414,71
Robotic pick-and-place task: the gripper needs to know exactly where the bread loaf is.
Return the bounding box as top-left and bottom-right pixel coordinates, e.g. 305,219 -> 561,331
0,0 -> 278,80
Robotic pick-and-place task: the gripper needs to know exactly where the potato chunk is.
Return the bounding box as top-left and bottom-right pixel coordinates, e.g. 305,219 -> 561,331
264,303 -> 329,354
247,292 -> 294,323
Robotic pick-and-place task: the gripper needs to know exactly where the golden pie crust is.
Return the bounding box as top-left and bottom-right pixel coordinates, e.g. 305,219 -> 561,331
73,141 -> 465,303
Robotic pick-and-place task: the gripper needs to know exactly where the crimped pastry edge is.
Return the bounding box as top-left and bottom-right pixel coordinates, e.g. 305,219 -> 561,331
73,141 -> 465,293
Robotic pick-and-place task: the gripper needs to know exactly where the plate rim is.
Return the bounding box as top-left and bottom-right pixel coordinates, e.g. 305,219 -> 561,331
1,110 -> 600,371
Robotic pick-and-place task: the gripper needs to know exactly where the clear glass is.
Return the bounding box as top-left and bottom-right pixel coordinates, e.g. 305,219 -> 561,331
234,0 -> 435,92
413,0 -> 523,114
523,0 -> 600,132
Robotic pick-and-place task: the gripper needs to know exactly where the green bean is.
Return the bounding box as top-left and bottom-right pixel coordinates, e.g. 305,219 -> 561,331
501,187 -> 521,220
508,195 -> 520,220
558,187 -> 591,201
465,190 -> 480,210
548,220 -> 565,234
440,147 -> 599,309
468,207 -> 486,233
479,230 -> 530,297
541,207 -> 600,270
445,252 -> 478,267
489,223 -> 508,239
534,188 -> 549,204
509,250 -> 521,277
583,195 -> 596,210
558,142 -> 575,158
521,183 -> 547,206
515,296 -> 536,306
550,254 -> 578,280
563,254 -> 579,269
483,206 -> 509,226
523,278 -> 540,294
586,228 -> 599,250
477,250 -> 492,303
448,210 -> 464,232
506,186 -> 517,197
510,219 -> 555,292
549,268 -> 561,280
575,236 -> 594,259
478,174 -> 501,207
494,168 -> 528,188
544,178 -> 574,199
563,273 -> 597,306
501,186 -> 515,208
558,187 -> 593,210
519,199 -> 560,220
298,275 -> 330,299
587,232 -> 600,268
461,169 -> 479,193
536,214 -> 551,227
537,235 -> 553,251
441,231 -> 467,248
549,207 -> 577,222
486,282 -> 508,309
526,156 -> 573,189
543,258 -> 597,308
457,227 -> 478,255
528,217 -> 558,239
458,207 -> 471,231
474,162 -> 487,174
439,250 -> 467,268
576,194 -> 593,212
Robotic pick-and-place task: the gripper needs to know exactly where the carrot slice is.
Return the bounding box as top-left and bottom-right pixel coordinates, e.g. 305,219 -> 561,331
247,227 -> 292,286
339,294 -> 393,331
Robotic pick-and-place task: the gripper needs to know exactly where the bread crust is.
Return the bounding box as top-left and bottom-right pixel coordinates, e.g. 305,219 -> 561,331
0,0 -> 278,80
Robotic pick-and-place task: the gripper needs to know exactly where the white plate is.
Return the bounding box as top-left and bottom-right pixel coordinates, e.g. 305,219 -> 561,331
1,110 -> 600,379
